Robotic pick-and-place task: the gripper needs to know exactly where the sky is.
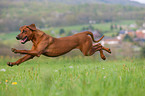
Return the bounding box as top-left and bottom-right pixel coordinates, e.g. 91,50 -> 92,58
131,0 -> 145,4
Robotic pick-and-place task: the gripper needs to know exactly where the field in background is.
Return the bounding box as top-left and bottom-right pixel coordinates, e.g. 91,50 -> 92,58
0,56 -> 144,96
0,20 -> 144,96
0,0 -> 144,95
0,20 -> 135,47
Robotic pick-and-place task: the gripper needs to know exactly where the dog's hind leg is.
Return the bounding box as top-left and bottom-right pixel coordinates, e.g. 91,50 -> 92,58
93,43 -> 111,53
79,38 -> 108,60
80,44 -> 92,56
80,43 -> 104,58
102,46 -> 111,53
99,50 -> 106,60
81,43 -> 106,60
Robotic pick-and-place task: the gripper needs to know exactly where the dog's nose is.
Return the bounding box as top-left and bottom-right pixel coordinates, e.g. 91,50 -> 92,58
16,36 -> 20,40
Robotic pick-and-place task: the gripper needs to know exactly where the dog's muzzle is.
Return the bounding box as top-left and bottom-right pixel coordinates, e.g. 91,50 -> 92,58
16,36 -> 20,40
20,36 -> 28,44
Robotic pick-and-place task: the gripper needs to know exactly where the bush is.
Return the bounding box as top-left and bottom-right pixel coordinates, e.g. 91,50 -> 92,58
123,34 -> 133,42
59,28 -> 65,35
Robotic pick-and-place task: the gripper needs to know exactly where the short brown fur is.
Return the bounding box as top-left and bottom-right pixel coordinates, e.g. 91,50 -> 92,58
7,24 -> 111,66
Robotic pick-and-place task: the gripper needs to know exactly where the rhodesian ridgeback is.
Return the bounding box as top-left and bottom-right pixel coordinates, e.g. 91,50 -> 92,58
7,24 -> 111,66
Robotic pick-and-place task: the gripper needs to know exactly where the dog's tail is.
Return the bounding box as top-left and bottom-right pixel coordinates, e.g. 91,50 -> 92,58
85,31 -> 104,43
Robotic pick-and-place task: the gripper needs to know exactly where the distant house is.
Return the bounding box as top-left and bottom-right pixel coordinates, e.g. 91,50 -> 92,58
101,37 -> 121,45
136,29 -> 145,39
127,30 -> 135,37
117,30 -> 126,40
118,30 -> 135,40
129,24 -> 137,28
119,30 -> 126,34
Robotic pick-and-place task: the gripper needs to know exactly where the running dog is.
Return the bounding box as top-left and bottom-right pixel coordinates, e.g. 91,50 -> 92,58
7,24 -> 111,66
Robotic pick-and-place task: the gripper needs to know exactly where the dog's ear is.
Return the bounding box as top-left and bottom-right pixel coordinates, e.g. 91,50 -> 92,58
27,24 -> 36,31
19,26 -> 25,30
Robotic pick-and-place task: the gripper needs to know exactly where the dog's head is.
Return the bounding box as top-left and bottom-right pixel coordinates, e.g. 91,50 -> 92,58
16,24 -> 36,44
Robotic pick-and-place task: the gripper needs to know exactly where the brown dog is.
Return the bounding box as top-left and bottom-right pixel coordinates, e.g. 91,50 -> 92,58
7,24 -> 111,66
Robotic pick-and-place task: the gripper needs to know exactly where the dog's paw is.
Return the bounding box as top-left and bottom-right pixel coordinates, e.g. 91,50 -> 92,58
108,49 -> 111,54
101,56 -> 106,60
11,48 -> 17,53
7,62 -> 13,67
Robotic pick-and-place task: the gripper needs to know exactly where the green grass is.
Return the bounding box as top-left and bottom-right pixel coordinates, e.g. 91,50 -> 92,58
45,20 -> 135,34
0,32 -> 19,46
0,56 -> 144,96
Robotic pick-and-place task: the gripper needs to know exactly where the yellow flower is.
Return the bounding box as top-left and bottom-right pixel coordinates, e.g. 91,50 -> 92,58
5,80 -> 8,83
12,82 -> 17,85
86,72 -> 88,76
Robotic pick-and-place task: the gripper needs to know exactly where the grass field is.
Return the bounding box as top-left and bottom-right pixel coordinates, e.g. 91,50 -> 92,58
0,56 -> 144,96
0,20 -> 143,96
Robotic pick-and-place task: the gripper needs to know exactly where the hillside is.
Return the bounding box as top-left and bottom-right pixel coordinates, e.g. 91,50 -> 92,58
47,0 -> 144,6
0,0 -> 143,5
0,0 -> 145,32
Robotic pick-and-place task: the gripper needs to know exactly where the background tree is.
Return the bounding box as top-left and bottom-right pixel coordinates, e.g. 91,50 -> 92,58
123,34 -> 133,42
59,28 -> 65,35
110,24 -> 114,30
119,26 -> 123,30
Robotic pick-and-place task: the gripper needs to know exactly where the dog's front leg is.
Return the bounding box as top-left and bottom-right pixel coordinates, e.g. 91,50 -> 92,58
12,43 -> 49,57
7,55 -> 34,67
11,48 -> 42,57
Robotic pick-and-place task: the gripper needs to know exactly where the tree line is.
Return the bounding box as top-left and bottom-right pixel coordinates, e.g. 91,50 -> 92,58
0,1 -> 145,32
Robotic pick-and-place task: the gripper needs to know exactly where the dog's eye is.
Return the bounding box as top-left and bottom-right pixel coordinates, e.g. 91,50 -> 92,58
22,30 -> 26,33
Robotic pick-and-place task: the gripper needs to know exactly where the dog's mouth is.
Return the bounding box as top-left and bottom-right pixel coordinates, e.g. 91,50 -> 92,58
20,36 -> 28,44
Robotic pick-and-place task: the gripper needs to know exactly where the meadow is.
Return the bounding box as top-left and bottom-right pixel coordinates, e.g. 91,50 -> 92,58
0,0 -> 144,95
0,20 -> 144,96
0,56 -> 144,96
